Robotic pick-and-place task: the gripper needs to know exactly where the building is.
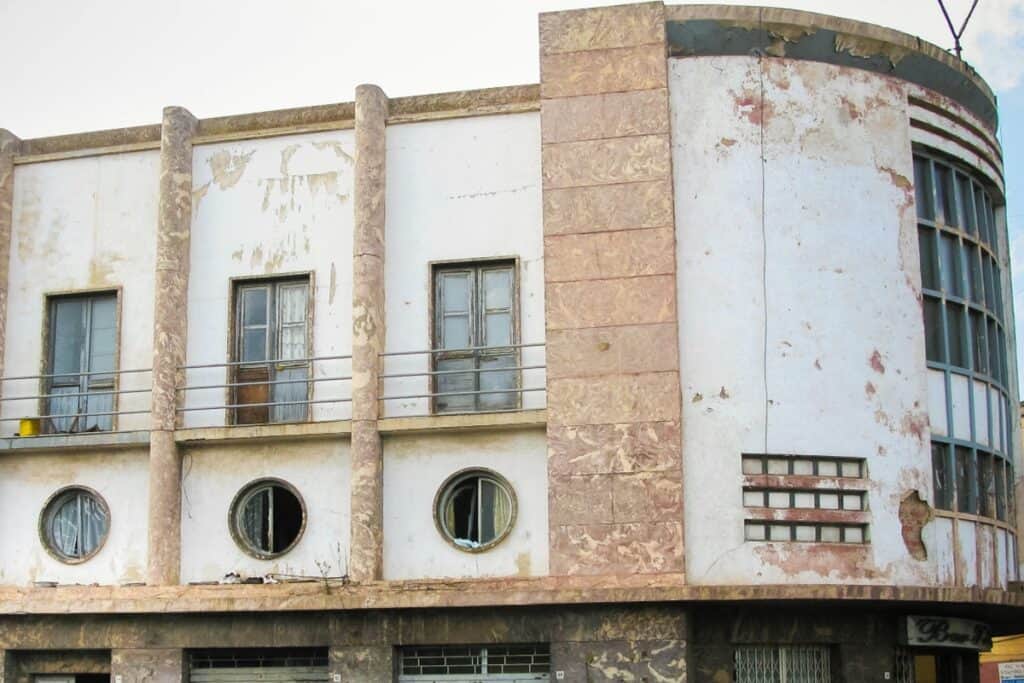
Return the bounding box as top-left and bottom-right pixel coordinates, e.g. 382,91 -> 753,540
0,2 -> 1020,681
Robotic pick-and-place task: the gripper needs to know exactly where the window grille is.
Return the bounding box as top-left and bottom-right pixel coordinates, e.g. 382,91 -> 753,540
189,648 -> 328,669
734,645 -> 831,683
400,644 -> 550,681
894,648 -> 915,683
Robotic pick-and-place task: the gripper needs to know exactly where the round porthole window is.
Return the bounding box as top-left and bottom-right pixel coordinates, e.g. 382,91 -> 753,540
229,479 -> 306,559
434,469 -> 517,552
39,486 -> 110,563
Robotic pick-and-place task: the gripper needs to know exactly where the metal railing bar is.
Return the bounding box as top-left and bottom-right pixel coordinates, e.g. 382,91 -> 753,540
380,364 -> 545,379
181,355 -> 351,370
380,342 -> 544,357
177,397 -> 353,412
0,387 -> 152,402
380,387 -> 545,401
177,375 -> 352,392
2,368 -> 152,382
0,409 -> 150,422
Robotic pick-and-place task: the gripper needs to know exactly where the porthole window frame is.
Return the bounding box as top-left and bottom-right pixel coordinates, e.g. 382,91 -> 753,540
433,468 -> 518,554
228,477 -> 307,560
38,485 -> 111,564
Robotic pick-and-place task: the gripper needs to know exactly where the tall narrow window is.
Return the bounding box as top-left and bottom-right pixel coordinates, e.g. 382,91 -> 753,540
46,293 -> 117,433
432,261 -> 517,413
233,277 -> 310,424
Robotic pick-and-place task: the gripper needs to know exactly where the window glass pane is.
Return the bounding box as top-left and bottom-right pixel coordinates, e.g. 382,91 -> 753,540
988,319 -> 1000,384
482,268 -> 512,310
918,228 -> 939,290
978,452 -> 993,517
946,304 -> 967,368
280,324 -> 305,361
956,446 -> 975,513
982,256 -> 996,311
50,495 -> 82,557
991,257 -> 1004,318
984,193 -> 997,252
436,357 -> 476,413
998,327 -> 1008,387
240,487 -> 271,551
441,272 -> 471,314
974,184 -> 989,246
939,233 -> 962,297
242,328 -> 268,362
242,288 -> 268,326
936,165 -> 956,226
88,297 -> 117,378
970,310 -> 987,375
278,284 -> 307,325
52,299 -> 85,380
914,157 -> 935,221
485,312 -> 512,347
995,459 -> 1007,521
958,174 -> 976,234
932,442 -> 951,510
442,315 -> 471,350
923,297 -> 945,363
479,354 -> 516,411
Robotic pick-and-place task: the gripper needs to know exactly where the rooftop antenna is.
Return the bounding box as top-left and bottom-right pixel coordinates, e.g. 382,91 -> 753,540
936,0 -> 980,59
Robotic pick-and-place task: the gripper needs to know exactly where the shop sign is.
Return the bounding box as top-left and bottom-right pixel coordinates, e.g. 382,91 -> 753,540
905,616 -> 992,651
999,661 -> 1024,683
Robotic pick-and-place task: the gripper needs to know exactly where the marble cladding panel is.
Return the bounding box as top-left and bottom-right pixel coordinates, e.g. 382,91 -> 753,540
547,372 -> 680,425
546,323 -> 679,379
539,2 -> 665,56
330,645 -> 394,681
110,649 -> 184,683
548,421 -> 682,476
543,179 -> 674,236
0,131 -> 18,383
541,44 -> 668,99
349,419 -> 383,582
540,1 -> 682,578
542,134 -> 671,189
550,520 -> 683,575
552,639 -> 686,682
546,274 -> 677,330
541,89 -> 670,144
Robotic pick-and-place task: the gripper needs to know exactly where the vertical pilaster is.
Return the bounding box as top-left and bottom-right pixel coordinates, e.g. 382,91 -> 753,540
112,648 -> 185,683
0,130 -> 20,388
539,2 -> 685,576
147,106 -> 197,586
350,84 -> 388,583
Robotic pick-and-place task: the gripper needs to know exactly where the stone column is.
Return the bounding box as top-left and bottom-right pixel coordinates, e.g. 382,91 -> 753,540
0,649 -> 14,683
111,648 -> 185,683
539,2 -> 685,576
349,84 -> 388,583
147,106 -> 197,586
0,130 -> 20,388
330,645 -> 394,681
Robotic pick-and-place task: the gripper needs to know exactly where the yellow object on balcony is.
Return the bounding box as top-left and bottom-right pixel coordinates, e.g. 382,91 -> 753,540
17,418 -> 39,437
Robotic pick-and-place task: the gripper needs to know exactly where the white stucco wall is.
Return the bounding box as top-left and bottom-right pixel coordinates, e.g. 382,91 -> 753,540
672,56 -> 937,585
382,428 -> 548,580
0,449 -> 149,585
4,152 -> 159,432
180,439 -> 350,583
382,113 -> 545,417
186,131 -> 355,427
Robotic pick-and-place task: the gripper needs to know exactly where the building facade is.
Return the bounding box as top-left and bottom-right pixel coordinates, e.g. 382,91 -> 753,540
0,3 -> 1020,682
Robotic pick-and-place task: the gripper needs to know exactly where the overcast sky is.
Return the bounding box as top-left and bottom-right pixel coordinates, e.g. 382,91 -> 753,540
1,0 -> 1023,377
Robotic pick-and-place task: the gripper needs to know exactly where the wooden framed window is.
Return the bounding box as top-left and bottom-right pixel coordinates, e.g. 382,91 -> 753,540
232,277 -> 310,424
45,292 -> 118,433
432,261 -> 518,413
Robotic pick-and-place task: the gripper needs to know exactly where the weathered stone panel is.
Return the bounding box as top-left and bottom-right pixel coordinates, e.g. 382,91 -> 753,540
543,180 -> 674,236
539,2 -> 665,55
111,648 -> 184,683
330,644 -> 394,681
546,275 -> 677,330
546,323 -> 679,379
540,44 -> 668,99
540,89 -> 670,144
544,227 -> 675,282
552,639 -> 686,682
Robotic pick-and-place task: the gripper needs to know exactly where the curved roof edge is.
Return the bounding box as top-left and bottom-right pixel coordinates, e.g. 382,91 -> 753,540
666,4 -> 998,132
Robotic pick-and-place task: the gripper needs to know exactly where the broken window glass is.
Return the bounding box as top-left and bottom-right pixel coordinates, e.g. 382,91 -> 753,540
438,471 -> 515,550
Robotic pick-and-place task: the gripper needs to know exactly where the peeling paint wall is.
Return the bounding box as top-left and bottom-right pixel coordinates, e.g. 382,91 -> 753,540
382,114 -> 545,416
186,131 -> 355,426
0,449 -> 149,585
672,56 -> 937,585
179,439 -> 350,583
4,152 -> 159,431
382,428 -> 548,580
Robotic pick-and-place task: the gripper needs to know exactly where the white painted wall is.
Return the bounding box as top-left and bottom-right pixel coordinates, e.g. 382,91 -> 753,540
673,56 -> 937,585
382,428 -> 548,580
4,152 -> 159,432
0,449 -> 149,585
383,113 -> 545,417
180,439 -> 350,583
186,131 -> 355,427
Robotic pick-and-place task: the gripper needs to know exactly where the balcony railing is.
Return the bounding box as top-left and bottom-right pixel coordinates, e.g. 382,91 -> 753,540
177,355 -> 352,427
380,342 -> 546,417
0,368 -> 152,436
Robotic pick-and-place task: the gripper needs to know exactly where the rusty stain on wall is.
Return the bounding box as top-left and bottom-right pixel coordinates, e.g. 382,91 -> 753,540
868,349 -> 885,374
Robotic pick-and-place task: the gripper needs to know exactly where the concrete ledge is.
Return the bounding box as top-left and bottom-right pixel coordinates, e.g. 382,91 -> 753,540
379,409 -> 547,435
1,576 -> 1022,621
0,430 -> 150,453
176,420 -> 352,446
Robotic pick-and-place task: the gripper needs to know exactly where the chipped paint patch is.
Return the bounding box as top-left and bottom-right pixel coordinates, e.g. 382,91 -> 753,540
208,149 -> 256,190
898,490 -> 932,561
